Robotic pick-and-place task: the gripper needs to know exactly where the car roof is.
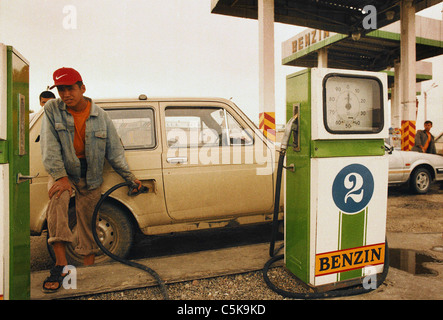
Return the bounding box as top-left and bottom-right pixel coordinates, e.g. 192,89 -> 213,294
94,96 -> 232,104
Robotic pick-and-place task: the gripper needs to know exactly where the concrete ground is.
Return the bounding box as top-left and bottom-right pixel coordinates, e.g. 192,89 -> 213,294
30,232 -> 443,300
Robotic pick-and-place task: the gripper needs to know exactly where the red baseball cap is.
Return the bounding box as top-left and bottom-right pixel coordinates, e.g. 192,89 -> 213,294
50,67 -> 83,89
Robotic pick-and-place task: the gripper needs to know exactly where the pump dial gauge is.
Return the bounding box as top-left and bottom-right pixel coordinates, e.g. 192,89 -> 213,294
323,74 -> 383,133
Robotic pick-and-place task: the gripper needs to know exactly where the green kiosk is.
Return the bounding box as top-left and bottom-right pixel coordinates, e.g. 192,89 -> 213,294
285,67 -> 389,291
0,44 -> 31,300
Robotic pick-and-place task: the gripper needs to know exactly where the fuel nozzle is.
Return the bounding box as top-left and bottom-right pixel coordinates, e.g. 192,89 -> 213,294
280,114 -> 299,152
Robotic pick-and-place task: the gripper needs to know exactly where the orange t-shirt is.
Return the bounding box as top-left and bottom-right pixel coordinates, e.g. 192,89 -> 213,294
423,131 -> 431,152
67,101 -> 91,159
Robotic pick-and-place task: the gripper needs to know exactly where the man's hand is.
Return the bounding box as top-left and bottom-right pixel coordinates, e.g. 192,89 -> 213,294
134,179 -> 142,190
128,179 -> 143,195
133,179 -> 142,192
48,176 -> 73,200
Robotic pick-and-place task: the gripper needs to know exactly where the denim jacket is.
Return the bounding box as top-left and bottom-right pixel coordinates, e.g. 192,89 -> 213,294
40,98 -> 136,189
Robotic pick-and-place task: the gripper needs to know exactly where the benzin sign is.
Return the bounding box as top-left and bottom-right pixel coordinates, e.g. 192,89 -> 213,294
315,243 -> 385,276
281,28 -> 338,60
282,5 -> 378,59
290,29 -> 333,54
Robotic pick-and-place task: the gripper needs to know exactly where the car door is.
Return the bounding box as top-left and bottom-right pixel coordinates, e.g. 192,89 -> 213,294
102,103 -> 168,224
388,148 -> 407,183
160,100 -> 274,221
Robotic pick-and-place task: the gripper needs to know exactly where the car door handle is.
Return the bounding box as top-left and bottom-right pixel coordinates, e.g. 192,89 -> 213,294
167,157 -> 188,164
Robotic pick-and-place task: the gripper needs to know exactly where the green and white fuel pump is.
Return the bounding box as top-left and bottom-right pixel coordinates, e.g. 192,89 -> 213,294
0,44 -> 31,300
284,68 -> 388,291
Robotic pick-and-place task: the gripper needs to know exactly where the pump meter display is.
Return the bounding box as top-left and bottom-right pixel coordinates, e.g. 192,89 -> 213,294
323,74 -> 383,134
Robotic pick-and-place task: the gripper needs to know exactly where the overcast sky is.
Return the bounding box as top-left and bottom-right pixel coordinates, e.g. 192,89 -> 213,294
0,0 -> 441,127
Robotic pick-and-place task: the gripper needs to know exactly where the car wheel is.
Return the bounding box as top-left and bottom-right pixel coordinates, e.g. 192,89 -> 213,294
48,202 -> 134,266
410,167 -> 431,194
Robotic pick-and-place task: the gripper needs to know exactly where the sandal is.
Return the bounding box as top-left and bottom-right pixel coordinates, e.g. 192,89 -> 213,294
42,265 -> 69,293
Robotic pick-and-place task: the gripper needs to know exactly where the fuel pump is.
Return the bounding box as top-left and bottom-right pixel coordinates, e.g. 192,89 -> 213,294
281,68 -> 389,293
0,44 -> 31,300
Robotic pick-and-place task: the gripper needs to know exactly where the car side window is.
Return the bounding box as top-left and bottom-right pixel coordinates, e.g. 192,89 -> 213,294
106,108 -> 156,149
165,107 -> 253,148
226,112 -> 253,146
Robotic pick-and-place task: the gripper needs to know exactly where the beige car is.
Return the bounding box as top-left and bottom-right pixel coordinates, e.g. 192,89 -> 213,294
30,96 -> 282,264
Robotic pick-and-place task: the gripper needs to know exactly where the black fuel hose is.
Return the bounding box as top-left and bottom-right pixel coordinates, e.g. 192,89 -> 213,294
269,150 -> 286,257
91,181 -> 169,300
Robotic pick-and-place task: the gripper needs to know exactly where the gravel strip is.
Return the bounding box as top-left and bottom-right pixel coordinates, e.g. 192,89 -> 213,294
69,266 -> 311,300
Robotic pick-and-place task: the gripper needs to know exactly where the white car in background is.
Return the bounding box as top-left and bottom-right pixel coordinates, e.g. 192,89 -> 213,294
386,143 -> 443,194
435,132 -> 443,156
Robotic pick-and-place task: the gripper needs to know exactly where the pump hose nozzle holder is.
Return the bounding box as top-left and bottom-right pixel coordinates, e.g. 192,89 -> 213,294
92,181 -> 169,300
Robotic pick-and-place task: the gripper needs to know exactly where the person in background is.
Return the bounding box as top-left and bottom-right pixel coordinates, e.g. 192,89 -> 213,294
39,90 -> 56,107
412,120 -> 436,154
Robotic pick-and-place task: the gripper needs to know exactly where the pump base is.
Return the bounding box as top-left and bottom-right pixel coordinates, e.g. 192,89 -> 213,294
306,276 -> 365,293
282,265 -> 366,293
